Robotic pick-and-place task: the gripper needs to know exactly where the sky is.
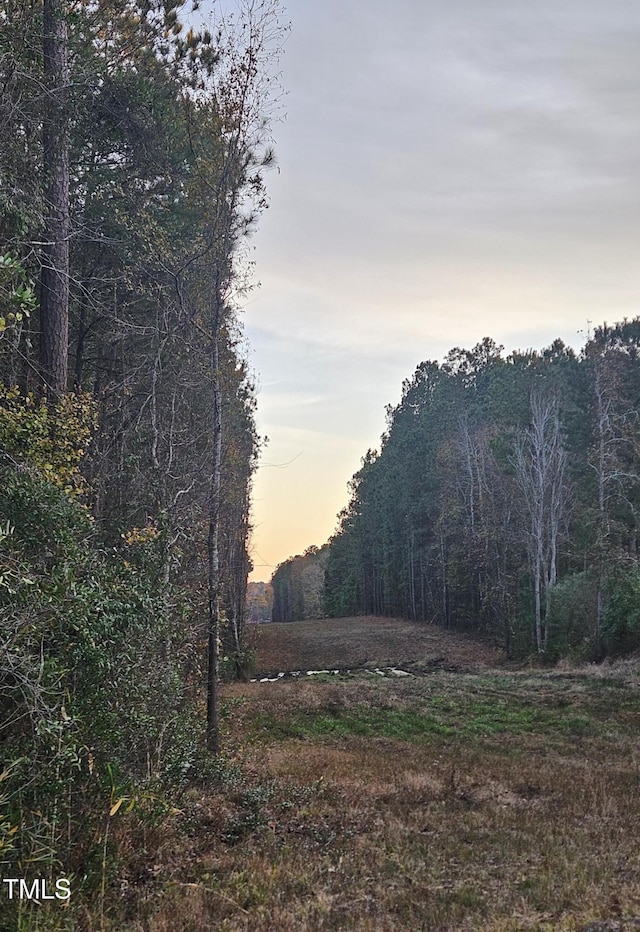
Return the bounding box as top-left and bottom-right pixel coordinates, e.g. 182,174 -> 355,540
202,1 -> 640,582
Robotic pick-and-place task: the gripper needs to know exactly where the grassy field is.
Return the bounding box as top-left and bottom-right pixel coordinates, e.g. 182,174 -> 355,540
114,618 -> 640,931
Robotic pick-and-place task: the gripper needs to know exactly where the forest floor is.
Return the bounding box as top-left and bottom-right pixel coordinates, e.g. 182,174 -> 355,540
112,618 -> 640,931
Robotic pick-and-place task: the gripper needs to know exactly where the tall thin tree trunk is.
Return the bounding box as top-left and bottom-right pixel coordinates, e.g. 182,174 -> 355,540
594,362 -> 608,657
73,291 -> 89,388
408,530 -> 416,620
534,535 -> 543,652
439,525 -> 448,627
206,285 -> 223,754
41,0 -> 69,396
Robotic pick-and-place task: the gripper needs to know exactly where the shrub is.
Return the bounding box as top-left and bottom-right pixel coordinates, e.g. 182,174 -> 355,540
546,572 -> 598,660
603,566 -> 640,656
0,464 -> 199,892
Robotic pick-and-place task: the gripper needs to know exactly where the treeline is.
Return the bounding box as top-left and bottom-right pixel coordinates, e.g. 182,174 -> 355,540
246,580 -> 274,622
0,0 -> 282,915
324,326 -> 640,658
271,544 -> 329,621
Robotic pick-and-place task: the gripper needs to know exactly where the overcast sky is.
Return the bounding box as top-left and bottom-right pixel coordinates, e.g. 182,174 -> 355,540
204,1 -> 640,581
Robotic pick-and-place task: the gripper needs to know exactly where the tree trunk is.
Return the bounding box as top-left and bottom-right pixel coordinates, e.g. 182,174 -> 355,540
594,361 -> 609,657
40,0 -> 69,397
513,393 -> 568,654
206,287 -> 223,754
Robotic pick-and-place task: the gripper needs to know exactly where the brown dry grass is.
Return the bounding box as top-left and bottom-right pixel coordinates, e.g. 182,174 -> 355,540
252,615 -> 505,675
101,618 -> 640,931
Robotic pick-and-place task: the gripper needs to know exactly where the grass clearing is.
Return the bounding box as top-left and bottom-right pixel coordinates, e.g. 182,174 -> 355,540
104,619 -> 640,931
248,671 -> 626,743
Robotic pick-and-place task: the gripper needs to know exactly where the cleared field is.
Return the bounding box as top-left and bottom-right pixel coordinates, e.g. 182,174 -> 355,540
118,618 -> 640,932
251,615 -> 505,675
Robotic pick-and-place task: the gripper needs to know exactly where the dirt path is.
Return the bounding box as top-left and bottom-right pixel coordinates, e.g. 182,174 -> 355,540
250,615 -> 505,676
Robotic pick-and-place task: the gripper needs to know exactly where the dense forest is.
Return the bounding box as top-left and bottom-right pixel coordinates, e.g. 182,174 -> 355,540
0,0 -> 282,919
271,544 -> 328,622
322,328 -> 640,658
246,579 -> 273,622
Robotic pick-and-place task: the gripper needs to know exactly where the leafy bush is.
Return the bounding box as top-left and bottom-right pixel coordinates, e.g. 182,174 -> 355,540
220,643 -> 256,683
0,253 -> 35,338
0,384 -> 96,496
546,572 -> 598,660
603,566 -> 640,656
0,464 -> 200,892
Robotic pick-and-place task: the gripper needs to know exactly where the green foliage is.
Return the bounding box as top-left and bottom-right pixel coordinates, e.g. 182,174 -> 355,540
0,0 -> 280,920
322,325 -> 640,660
603,567 -> 640,655
0,385 -> 96,496
0,465 -> 200,885
220,644 -> 256,683
272,545 -> 329,622
0,253 -> 35,334
545,573 -> 598,660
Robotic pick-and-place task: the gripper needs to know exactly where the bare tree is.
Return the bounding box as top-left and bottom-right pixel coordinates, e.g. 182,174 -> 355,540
513,393 -> 569,652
